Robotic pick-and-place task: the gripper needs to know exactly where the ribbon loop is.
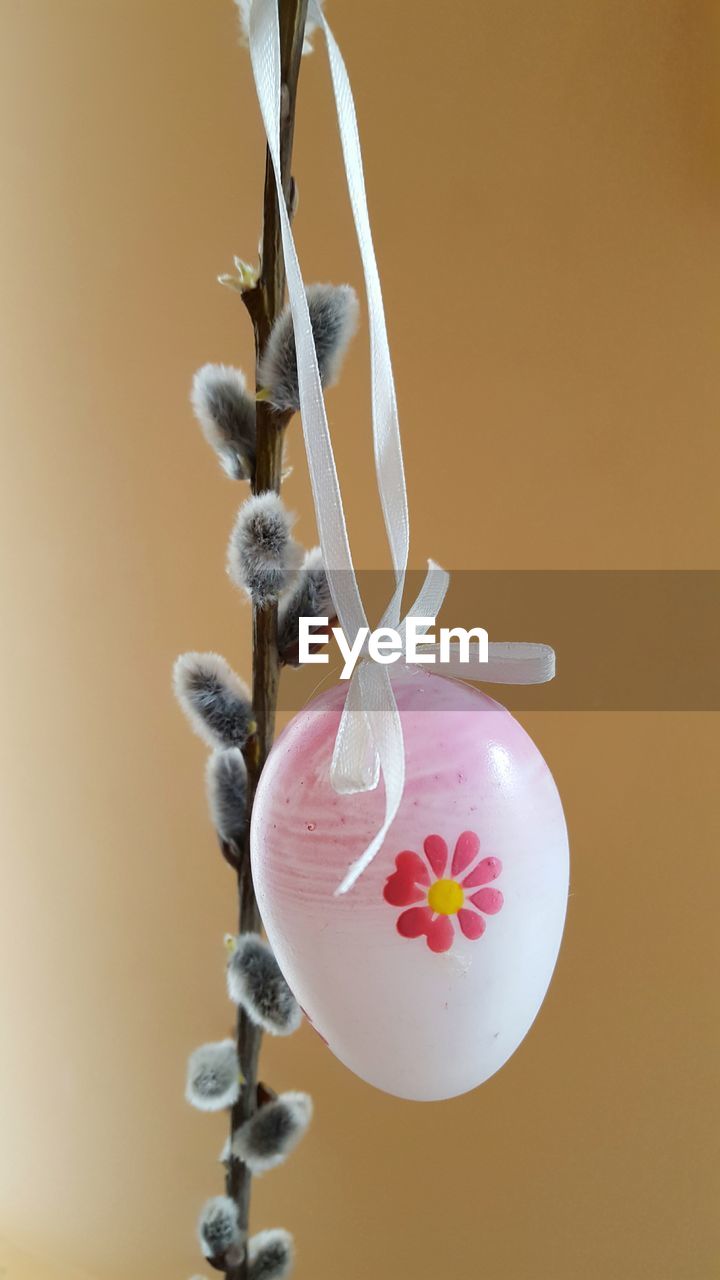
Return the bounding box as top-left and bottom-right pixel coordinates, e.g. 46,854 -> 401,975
331,672 -> 381,795
247,0 -> 555,895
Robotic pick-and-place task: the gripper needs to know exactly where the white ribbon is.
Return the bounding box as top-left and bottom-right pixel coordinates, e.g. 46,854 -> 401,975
247,0 -> 554,895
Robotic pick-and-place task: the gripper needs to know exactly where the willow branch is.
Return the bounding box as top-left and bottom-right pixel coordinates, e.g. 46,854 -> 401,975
225,3 -> 310,1278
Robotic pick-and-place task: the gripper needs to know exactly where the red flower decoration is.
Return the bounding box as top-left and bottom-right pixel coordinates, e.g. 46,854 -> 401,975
383,831 -> 503,954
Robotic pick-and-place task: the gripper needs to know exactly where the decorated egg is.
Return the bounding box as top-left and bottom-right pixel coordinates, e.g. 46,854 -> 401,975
251,664 -> 569,1101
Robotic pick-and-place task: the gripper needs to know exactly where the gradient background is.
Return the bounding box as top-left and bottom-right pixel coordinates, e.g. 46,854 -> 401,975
1,2 -> 719,1278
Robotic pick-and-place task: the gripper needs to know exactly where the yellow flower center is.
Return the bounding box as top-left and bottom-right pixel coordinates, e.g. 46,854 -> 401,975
427,878 -> 464,916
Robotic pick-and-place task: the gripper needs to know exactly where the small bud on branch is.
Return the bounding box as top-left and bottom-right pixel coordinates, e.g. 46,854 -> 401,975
186,1039 -> 243,1112
226,933 -> 302,1036
174,653 -> 255,750
191,363 -> 256,481
248,1229 -> 295,1280
232,1092 -> 313,1174
278,547 -> 334,665
227,493 -> 302,607
206,748 -> 248,848
197,1196 -> 245,1264
258,284 -> 359,413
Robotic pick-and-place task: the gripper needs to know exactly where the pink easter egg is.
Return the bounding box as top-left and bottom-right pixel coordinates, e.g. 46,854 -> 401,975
251,665 -> 569,1101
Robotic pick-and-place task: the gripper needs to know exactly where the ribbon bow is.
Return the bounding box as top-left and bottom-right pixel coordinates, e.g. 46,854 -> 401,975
248,0 -> 554,895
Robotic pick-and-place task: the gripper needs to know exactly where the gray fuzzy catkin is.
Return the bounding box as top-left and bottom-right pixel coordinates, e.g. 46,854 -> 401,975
197,1196 -> 244,1262
185,1039 -> 242,1112
258,284 -> 359,413
227,492 -> 302,607
206,748 -> 248,847
173,653 -> 255,750
278,547 -> 334,665
248,1229 -> 294,1280
231,1092 -> 312,1174
226,934 -> 301,1036
191,363 -> 256,480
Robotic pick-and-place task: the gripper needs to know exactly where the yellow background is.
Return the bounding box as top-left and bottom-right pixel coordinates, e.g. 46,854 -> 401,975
1,2 -> 718,1277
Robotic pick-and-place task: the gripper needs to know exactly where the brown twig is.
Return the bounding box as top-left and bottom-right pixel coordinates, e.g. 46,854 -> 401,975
225,3 -> 310,1277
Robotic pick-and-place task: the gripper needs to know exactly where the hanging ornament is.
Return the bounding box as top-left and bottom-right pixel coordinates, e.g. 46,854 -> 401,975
246,0 -> 568,1101
252,666 -> 568,1100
